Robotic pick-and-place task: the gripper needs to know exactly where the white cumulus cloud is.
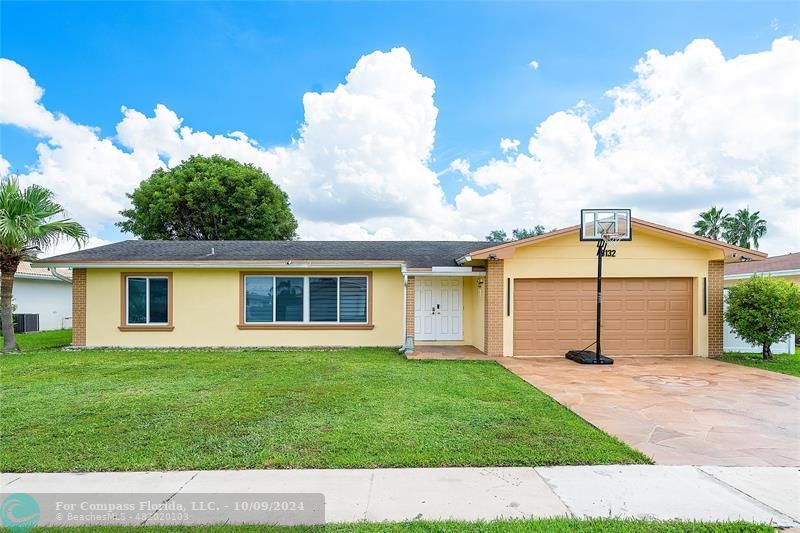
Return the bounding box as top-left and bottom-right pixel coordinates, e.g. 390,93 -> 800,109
0,155 -> 10,177
1,37 -> 798,254
499,138 -> 520,154
528,60 -> 540,70
465,37 -> 800,252
448,158 -> 471,176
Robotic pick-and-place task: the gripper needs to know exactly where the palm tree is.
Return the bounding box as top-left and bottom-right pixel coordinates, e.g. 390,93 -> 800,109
722,208 -> 767,250
693,207 -> 728,240
0,178 -> 88,352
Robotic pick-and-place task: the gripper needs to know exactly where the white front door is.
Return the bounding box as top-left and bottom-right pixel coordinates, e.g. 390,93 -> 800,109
414,277 -> 463,341
415,278 -> 436,340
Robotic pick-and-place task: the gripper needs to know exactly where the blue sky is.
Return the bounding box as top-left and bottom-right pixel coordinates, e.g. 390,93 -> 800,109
3,2 -> 792,174
1,2 -> 798,252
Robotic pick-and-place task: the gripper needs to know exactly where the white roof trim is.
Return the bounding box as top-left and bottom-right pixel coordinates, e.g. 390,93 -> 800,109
31,262 -> 407,270
14,273 -> 71,282
412,271 -> 486,277
725,269 -> 800,280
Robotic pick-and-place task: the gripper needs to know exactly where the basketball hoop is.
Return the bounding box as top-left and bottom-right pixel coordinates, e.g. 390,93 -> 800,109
581,209 -> 632,242
567,209 -> 633,366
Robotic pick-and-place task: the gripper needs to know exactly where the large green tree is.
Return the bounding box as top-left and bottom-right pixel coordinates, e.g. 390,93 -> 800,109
117,155 -> 298,240
722,208 -> 767,250
0,178 -> 88,352
693,206 -> 728,240
725,276 -> 800,360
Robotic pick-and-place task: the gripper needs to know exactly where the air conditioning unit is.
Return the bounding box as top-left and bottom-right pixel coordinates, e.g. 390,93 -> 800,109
13,314 -> 40,333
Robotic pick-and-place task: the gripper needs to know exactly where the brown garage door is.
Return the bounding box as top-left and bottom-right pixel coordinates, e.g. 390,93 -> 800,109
514,278 -> 692,356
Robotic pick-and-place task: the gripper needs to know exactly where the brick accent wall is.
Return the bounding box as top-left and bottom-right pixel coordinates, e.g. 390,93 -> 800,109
708,260 -> 724,357
484,260 -> 504,356
406,276 -> 415,342
71,268 -> 87,346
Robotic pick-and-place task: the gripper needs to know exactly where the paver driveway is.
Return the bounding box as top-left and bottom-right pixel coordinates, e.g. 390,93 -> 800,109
500,357 -> 800,466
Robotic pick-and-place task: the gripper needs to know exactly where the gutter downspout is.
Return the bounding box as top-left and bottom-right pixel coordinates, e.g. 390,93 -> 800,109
49,267 -> 72,284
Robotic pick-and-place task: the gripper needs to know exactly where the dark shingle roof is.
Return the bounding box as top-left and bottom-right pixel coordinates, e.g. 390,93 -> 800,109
38,240 -> 494,268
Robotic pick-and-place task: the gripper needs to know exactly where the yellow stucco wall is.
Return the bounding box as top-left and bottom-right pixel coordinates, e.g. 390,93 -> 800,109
85,268 -> 404,347
469,277 -> 485,350
414,276 -> 485,350
83,227 -> 728,353
501,227 -> 725,357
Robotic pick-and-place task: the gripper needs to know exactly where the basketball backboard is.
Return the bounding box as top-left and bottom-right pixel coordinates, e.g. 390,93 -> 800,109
580,209 -> 632,241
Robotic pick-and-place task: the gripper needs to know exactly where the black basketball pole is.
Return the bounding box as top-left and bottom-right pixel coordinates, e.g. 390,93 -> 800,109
566,229 -> 615,364
596,239 -> 605,364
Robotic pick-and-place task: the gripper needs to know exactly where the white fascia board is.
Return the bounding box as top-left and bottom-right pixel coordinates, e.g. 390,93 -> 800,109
31,262 -> 407,270
413,271 -> 486,277
724,269 -> 800,280
431,266 -> 474,273
14,273 -> 68,281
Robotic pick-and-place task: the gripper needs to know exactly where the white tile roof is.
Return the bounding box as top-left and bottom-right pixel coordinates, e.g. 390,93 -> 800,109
15,261 -> 72,281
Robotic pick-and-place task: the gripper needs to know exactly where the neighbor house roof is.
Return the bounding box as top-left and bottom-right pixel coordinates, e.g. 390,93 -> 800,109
15,261 -> 72,282
34,240 -> 494,269
725,252 -> 800,278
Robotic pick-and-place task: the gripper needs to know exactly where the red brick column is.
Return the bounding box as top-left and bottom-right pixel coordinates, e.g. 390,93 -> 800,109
707,260 -> 724,357
406,276 -> 415,343
72,268 -> 87,346
484,260 -> 504,356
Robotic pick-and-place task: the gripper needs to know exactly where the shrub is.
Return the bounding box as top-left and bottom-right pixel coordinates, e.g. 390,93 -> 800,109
725,275 -> 800,360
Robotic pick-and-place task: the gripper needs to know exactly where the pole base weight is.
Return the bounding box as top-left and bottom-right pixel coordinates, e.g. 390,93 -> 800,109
565,350 -> 614,365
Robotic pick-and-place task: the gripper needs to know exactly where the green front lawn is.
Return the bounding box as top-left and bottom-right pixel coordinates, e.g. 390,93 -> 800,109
0,346 -> 648,472
34,519 -> 771,532
0,328 -> 72,351
719,351 -> 800,377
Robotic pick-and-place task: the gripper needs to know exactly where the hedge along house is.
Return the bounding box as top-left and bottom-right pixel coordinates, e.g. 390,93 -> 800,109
34,218 -> 765,357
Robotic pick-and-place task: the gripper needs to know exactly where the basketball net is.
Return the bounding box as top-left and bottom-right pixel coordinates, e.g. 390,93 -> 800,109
603,232 -> 624,252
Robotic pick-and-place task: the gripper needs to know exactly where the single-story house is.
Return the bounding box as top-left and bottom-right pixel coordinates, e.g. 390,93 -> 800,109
14,261 -> 73,331
723,252 -> 798,355
34,218 -> 765,357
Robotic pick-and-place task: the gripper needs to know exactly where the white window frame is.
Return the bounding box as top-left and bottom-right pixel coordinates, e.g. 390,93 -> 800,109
243,274 -> 368,325
126,275 -> 170,325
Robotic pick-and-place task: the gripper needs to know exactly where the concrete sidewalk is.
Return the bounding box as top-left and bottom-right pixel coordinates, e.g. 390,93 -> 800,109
2,465 -> 799,527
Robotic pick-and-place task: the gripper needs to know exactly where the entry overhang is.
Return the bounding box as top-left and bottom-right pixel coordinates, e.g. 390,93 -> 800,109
410,266 -> 486,277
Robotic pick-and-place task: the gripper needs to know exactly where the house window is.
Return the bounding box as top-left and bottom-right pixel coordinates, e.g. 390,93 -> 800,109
243,275 -> 369,324
276,277 -> 304,322
339,277 -> 367,323
309,277 -> 338,322
126,276 -> 169,325
244,276 -> 274,323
